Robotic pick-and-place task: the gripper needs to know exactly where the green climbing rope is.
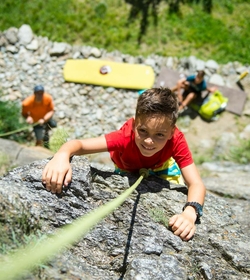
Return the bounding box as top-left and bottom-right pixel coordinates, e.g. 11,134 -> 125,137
0,122 -> 39,137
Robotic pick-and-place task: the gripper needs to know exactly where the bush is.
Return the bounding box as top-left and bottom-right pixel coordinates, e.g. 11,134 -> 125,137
0,99 -> 30,143
49,127 -> 69,153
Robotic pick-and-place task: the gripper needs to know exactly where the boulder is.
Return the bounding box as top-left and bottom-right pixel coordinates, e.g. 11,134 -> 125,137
0,157 -> 249,279
0,138 -> 53,169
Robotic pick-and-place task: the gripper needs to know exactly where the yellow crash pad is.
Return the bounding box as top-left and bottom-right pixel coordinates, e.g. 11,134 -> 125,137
63,59 -> 155,90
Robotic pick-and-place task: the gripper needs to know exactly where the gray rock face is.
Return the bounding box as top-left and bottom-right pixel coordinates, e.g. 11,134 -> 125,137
0,138 -> 53,169
0,157 -> 249,279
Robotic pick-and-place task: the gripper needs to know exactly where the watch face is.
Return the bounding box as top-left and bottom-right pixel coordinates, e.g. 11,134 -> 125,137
196,204 -> 203,216
193,202 -> 203,217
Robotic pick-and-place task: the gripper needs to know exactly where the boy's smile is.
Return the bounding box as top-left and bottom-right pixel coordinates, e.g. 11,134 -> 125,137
134,115 -> 174,157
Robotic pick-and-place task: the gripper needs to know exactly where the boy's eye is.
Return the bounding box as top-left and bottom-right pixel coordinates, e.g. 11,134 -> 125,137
138,128 -> 147,134
155,133 -> 167,139
157,133 -> 165,137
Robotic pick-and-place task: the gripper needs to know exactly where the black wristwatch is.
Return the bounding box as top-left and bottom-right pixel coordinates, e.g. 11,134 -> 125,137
182,202 -> 203,222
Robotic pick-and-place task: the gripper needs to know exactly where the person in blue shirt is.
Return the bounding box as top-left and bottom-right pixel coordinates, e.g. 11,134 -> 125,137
171,70 -> 216,112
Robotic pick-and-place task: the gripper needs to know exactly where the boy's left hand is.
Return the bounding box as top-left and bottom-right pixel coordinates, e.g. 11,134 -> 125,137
169,211 -> 197,241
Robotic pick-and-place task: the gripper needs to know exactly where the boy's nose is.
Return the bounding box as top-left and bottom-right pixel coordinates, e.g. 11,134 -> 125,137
144,137 -> 153,144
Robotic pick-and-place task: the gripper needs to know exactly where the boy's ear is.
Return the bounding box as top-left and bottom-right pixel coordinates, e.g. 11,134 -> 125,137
132,120 -> 135,131
169,126 -> 175,139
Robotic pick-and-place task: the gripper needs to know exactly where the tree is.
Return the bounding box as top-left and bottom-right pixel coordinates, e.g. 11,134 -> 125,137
125,0 -> 213,43
125,0 -> 161,44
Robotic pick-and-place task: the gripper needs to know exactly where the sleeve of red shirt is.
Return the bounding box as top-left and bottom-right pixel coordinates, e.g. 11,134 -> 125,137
105,130 -> 124,152
172,128 -> 193,169
105,118 -> 133,152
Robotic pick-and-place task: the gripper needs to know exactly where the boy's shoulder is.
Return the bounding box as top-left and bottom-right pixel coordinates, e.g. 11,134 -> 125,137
106,118 -> 134,139
121,118 -> 134,137
119,118 -> 134,129
173,125 -> 182,134
172,126 -> 186,140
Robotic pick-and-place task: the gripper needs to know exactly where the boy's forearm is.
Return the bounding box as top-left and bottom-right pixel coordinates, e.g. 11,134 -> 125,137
184,183 -> 206,222
56,140 -> 84,158
187,183 -> 206,205
181,164 -> 206,205
55,136 -> 108,160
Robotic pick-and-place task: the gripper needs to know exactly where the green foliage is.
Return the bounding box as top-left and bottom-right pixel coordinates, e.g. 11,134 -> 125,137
229,138 -> 250,164
94,2 -> 108,18
0,100 -> 21,132
192,147 -> 214,165
0,98 -> 30,142
222,0 -> 234,13
149,208 -> 169,227
0,151 -> 10,176
0,0 -> 250,63
49,127 -> 69,153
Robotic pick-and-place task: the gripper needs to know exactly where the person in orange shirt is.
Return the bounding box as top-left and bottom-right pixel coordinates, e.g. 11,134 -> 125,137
22,85 -> 56,147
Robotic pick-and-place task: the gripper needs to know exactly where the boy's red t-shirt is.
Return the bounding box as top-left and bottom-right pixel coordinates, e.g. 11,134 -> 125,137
105,118 -> 193,172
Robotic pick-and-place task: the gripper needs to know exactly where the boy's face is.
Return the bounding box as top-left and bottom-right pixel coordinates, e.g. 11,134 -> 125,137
133,114 -> 174,157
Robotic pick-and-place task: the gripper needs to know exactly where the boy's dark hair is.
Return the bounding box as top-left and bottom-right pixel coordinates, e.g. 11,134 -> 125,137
135,87 -> 178,126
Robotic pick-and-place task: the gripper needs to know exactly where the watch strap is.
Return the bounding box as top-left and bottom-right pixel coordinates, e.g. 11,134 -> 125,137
182,202 -> 203,222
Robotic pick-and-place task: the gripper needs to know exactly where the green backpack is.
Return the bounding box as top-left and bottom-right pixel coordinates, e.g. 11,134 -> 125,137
191,90 -> 228,121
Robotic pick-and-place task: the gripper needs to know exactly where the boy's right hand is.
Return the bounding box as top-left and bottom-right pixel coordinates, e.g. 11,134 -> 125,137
42,153 -> 72,194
